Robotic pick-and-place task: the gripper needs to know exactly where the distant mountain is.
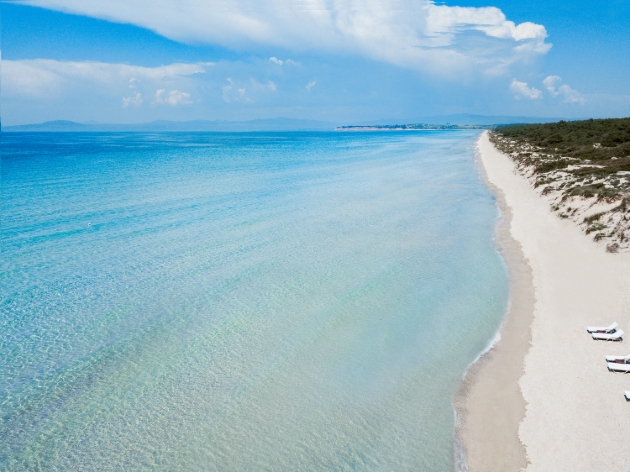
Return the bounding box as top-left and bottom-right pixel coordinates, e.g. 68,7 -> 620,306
3,118 -> 340,132
3,114 -> 567,132
354,114 -> 564,126
5,120 -> 93,131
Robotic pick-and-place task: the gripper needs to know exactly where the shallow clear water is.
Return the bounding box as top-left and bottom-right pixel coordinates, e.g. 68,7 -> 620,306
1,131 -> 507,471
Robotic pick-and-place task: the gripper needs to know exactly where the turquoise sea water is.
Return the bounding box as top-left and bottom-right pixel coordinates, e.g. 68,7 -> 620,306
1,131 -> 508,471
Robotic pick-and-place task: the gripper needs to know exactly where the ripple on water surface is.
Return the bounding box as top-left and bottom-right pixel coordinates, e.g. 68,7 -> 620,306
1,131 -> 508,470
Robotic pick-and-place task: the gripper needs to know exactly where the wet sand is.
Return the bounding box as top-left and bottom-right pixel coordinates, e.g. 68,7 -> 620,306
454,132 -> 533,471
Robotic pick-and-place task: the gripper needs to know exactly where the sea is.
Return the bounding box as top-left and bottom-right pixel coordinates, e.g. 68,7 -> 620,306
1,130 -> 508,471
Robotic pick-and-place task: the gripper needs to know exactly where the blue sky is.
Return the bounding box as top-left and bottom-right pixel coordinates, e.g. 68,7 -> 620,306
2,0 -> 629,125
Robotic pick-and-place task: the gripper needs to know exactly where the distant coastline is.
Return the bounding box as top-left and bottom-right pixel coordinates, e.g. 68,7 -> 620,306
336,124 -> 492,131
1,118 -> 339,133
3,114 -> 563,133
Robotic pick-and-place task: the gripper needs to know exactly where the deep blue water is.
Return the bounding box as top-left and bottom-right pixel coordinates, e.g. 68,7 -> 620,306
1,131 -> 507,471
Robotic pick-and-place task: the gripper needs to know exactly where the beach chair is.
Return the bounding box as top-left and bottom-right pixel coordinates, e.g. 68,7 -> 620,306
605,354 -> 630,364
586,322 -> 618,334
607,363 -> 630,373
592,330 -> 623,341
625,391 -> 630,401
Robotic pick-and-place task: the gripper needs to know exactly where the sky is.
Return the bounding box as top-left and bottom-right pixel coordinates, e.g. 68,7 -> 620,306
2,0 -> 630,125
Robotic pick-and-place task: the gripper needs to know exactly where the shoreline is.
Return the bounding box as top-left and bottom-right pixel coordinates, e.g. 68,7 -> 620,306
454,131 -> 533,471
458,131 -> 630,471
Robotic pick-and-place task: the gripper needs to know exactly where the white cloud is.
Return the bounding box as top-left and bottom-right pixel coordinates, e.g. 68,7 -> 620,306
2,60 -> 63,98
558,84 -> 584,104
543,75 -> 561,96
152,89 -> 193,106
222,78 -> 253,103
425,6 -> 546,43
269,57 -> 301,67
128,77 -> 142,89
306,81 -> 316,91
222,79 -> 234,103
248,78 -> 277,92
510,79 -> 542,100
2,59 -> 211,99
543,75 -> 584,103
122,77 -> 144,107
222,78 -> 276,103
122,92 -> 143,107
16,0 -> 550,76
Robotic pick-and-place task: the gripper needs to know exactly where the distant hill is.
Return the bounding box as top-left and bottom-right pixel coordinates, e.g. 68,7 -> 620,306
3,118 -> 340,132
3,114 -> 569,132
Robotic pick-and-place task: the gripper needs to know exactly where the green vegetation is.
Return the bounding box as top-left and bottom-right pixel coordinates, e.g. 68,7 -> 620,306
492,118 -> 630,197
497,118 -> 630,157
490,118 -> 630,252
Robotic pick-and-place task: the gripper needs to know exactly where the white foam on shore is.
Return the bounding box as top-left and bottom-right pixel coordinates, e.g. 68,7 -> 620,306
452,428 -> 469,472
452,135 -> 510,472
453,313 -> 505,472
453,320 -> 509,472
471,330 -> 502,374
452,318 -> 504,471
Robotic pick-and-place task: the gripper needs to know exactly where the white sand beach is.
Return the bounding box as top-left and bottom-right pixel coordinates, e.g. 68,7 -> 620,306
461,131 -> 630,471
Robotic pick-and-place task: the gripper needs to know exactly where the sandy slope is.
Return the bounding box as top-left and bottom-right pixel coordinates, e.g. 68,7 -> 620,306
467,131 -> 630,471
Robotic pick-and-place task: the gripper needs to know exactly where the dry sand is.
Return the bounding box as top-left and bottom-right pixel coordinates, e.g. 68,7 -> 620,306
458,131 -> 630,472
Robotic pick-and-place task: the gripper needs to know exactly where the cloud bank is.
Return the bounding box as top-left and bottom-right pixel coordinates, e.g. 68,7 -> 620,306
13,0 -> 550,76
2,59 -> 209,107
3,59 -> 209,99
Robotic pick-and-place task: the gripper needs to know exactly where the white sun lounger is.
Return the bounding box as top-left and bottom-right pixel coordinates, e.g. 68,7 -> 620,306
593,330 -> 623,341
625,391 -> 630,401
605,354 -> 630,364
608,362 -> 630,373
586,322 -> 618,333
